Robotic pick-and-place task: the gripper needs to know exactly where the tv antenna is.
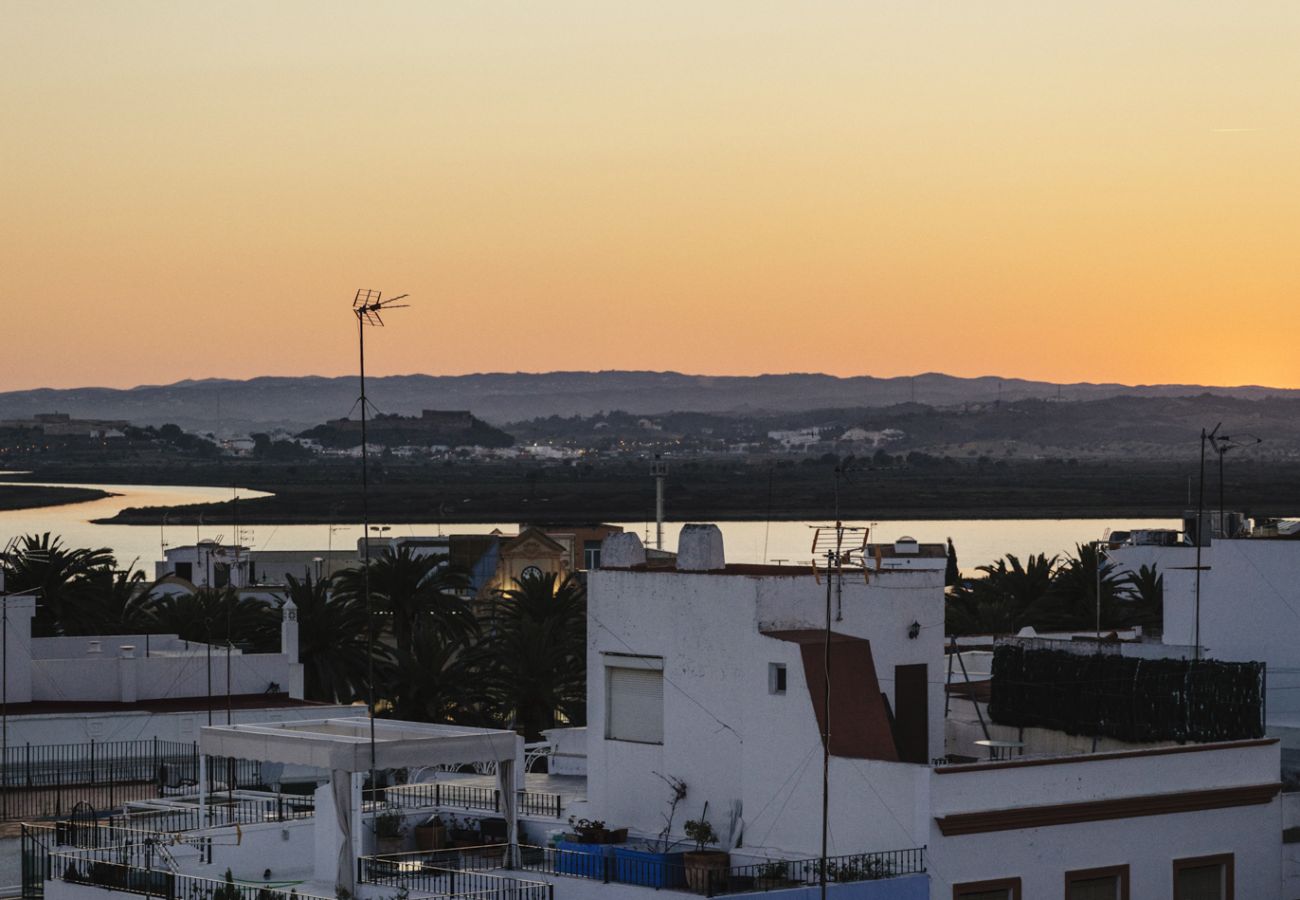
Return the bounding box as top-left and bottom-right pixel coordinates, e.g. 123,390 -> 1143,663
351,288 -> 409,787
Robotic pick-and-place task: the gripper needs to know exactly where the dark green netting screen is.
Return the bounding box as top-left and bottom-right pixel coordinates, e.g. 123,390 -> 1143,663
988,644 -> 1264,743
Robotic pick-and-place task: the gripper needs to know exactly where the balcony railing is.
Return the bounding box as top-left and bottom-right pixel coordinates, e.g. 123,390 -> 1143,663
359,849 -> 552,899
373,782 -> 564,818
360,843 -> 926,897
47,852 -> 335,900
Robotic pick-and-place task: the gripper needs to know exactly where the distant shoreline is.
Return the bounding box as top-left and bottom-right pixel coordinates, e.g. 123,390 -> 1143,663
9,455 -> 1299,527
0,485 -> 113,512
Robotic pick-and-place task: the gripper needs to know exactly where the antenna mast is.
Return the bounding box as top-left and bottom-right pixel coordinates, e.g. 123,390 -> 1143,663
352,288 -> 410,785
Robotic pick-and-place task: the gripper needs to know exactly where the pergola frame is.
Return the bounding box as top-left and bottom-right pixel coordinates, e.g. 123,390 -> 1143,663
200,718 -> 523,894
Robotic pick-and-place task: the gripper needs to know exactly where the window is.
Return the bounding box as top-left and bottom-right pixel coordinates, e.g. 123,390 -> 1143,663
584,540 -> 602,570
1066,865 -> 1129,900
606,663 -> 664,744
769,663 -> 787,694
174,561 -> 193,581
1173,854 -> 1233,900
953,878 -> 1021,900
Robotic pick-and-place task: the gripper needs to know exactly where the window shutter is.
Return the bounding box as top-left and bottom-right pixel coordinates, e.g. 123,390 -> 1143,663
607,667 -> 664,743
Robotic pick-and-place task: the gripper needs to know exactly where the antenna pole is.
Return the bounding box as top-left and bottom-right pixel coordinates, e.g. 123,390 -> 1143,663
227,491 -> 237,726
1194,428 -> 1208,661
358,310 -> 377,783
820,545 -> 832,900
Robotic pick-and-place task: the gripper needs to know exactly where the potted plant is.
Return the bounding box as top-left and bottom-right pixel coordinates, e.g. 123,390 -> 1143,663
449,814 -> 482,848
374,810 -> 408,854
414,814 -> 446,851
682,809 -> 729,893
756,860 -> 793,890
609,772 -> 689,889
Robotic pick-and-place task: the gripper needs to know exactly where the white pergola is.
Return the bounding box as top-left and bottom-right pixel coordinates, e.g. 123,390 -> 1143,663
200,718 -> 523,895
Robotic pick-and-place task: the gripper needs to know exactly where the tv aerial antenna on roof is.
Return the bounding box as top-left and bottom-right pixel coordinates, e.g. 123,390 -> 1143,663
350,288 -> 410,789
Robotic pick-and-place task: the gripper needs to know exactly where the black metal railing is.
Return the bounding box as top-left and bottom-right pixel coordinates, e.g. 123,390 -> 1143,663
21,824 -> 56,900
374,781 -> 564,818
0,739 -> 267,823
49,853 -> 335,900
360,855 -> 551,899
359,843 -> 923,897
713,848 -> 927,894
515,843 -> 690,889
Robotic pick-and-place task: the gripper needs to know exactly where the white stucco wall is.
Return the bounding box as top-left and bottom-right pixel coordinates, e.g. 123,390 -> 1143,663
4,703 -> 363,745
1111,539 -> 1300,719
586,566 -> 942,860
927,739 -> 1282,897
32,652 -> 296,705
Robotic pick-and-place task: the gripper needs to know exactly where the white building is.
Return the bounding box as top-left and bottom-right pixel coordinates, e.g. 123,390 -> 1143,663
15,525 -> 1286,900
581,526 -> 1282,899
0,591 -> 359,747
156,542 -> 356,588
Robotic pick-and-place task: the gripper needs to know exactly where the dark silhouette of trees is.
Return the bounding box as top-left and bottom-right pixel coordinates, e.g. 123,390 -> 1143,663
480,571 -> 587,741
278,572 -> 377,704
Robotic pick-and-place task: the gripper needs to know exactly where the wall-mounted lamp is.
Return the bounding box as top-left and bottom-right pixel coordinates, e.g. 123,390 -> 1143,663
907,621 -> 921,640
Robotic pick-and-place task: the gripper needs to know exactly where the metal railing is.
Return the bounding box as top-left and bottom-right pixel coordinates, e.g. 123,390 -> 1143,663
0,739 -> 265,823
360,854 -> 552,899
48,853 -> 335,900
374,782 -> 564,819
391,843 -> 926,897
716,848 -> 927,893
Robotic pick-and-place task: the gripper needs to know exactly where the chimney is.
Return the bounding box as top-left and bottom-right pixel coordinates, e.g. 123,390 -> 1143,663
677,524 -> 725,571
600,532 -> 646,568
118,645 -> 137,703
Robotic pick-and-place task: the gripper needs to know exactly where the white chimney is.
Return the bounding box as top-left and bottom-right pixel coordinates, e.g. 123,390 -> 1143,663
600,532 -> 646,568
894,536 -> 920,555
118,645 -> 137,703
677,524 -> 725,571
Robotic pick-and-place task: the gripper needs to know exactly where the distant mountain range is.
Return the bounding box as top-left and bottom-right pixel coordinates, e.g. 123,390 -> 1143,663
1,371 -> 1297,436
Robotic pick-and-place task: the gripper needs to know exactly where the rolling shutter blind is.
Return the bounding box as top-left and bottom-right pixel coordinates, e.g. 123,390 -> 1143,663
1068,875 -> 1119,900
607,667 -> 664,743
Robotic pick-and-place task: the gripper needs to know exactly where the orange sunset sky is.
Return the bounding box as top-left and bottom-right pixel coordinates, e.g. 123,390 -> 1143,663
3,2 -> 1298,392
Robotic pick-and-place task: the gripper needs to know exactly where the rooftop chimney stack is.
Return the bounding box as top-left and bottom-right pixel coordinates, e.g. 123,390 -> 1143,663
677,523 -> 725,571
601,532 -> 647,568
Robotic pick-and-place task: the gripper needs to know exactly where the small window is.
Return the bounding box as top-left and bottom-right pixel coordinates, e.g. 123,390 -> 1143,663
954,878 -> 1021,900
769,663 -> 787,694
606,665 -> 664,744
583,540 -> 602,570
1173,854 -> 1232,900
1066,865 -> 1128,900
174,561 -> 193,581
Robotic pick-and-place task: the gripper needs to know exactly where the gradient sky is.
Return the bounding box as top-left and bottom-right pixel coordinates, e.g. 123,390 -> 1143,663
4,2 -> 1298,391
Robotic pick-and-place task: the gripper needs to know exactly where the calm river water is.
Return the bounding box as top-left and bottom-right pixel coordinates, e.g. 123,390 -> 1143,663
0,478 -> 1177,575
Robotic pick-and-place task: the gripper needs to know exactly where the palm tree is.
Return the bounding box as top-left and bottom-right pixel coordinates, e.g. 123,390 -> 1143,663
1038,543 -> 1129,631
387,625 -> 488,724
0,533 -> 116,635
277,572 -> 375,703
150,587 -> 279,652
334,547 -> 477,660
481,571 -> 587,741
72,565 -> 162,635
1121,564 -> 1164,631
946,553 -> 1057,635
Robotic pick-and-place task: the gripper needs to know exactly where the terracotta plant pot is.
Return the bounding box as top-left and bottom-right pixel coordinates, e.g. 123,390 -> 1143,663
683,850 -> 730,893
414,823 -> 446,851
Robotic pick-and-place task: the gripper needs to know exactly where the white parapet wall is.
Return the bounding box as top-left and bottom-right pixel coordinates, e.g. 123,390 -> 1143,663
927,738 -> 1283,896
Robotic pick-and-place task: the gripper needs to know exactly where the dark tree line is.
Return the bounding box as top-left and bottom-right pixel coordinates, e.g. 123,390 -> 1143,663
945,543 -> 1163,636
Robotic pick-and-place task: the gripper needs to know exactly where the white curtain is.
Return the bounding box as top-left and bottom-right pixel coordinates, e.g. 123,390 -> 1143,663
496,758 -> 519,868
332,769 -> 354,896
